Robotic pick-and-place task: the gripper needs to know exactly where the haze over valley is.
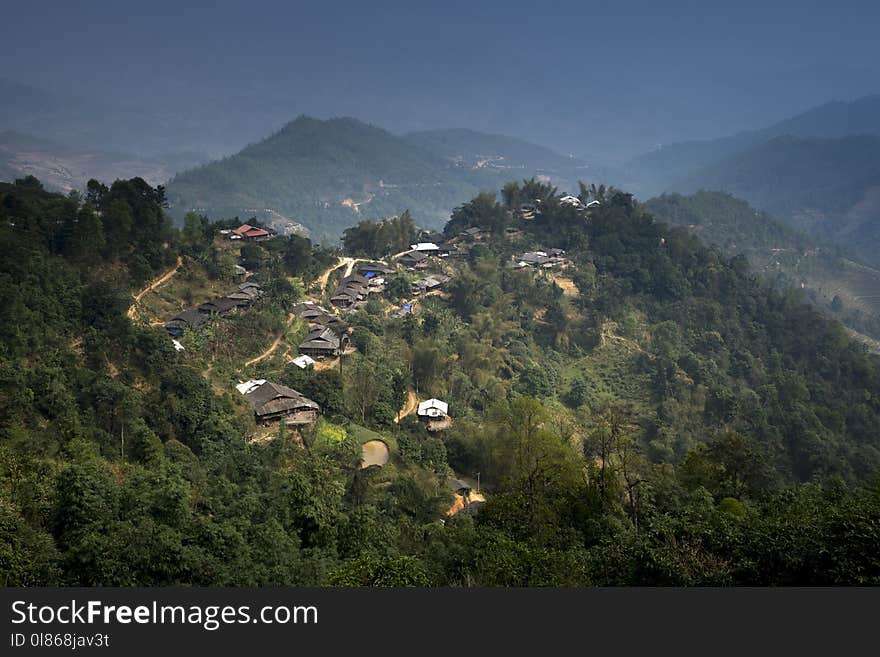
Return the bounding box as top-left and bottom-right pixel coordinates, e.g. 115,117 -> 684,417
3,0 -> 880,589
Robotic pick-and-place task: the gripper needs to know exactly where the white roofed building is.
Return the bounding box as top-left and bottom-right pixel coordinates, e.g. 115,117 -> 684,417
417,398 -> 449,418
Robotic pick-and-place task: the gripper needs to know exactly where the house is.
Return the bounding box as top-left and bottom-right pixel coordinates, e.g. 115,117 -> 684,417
417,398 -> 448,419
227,282 -> 262,305
298,326 -> 349,358
436,241 -> 459,257
330,287 -> 365,309
198,296 -> 241,316
233,265 -> 248,281
338,274 -> 371,289
512,249 -> 567,269
236,379 -> 267,395
330,274 -> 372,309
239,281 -> 262,293
398,250 -> 430,269
411,273 -> 451,295
410,242 -> 440,253
356,261 -> 394,277
292,303 -> 347,330
458,226 -> 485,240
242,381 -> 320,425
164,309 -> 210,336
292,302 -> 330,319
289,354 -> 316,369
559,195 -> 586,209
231,224 -> 271,241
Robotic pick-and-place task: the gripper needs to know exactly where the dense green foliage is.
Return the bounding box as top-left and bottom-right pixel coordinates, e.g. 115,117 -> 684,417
646,191 -> 880,342
3,175 -> 880,586
342,211 -> 417,258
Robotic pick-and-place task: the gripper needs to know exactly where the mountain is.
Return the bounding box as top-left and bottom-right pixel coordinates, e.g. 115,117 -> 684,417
165,117 -> 584,242
404,128 -> 589,174
645,190 -> 880,347
5,176 -> 880,586
669,135 -> 880,265
0,76 -> 282,159
627,94 -> 880,197
0,130 -> 206,193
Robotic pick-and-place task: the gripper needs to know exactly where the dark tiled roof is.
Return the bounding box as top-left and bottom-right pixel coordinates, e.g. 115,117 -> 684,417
165,308 -> 210,328
198,297 -> 240,314
299,326 -> 343,351
244,382 -> 319,417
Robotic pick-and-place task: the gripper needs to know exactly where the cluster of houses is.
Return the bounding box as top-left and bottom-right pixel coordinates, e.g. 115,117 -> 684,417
397,241 -> 460,269
236,379 -> 320,426
291,302 -> 352,360
164,282 -> 263,336
511,248 -> 568,270
330,261 -> 394,310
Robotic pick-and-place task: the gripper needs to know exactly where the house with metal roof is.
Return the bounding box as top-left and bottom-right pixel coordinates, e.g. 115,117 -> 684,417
417,398 -> 449,418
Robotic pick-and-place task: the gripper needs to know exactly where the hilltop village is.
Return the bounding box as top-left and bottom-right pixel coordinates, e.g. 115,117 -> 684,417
131,200 -> 577,520
6,175 -> 880,587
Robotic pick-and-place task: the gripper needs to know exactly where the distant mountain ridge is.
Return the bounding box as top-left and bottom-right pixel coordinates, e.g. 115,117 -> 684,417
0,130 -> 205,193
628,94 -> 880,197
625,95 -> 880,266
165,116 -> 584,242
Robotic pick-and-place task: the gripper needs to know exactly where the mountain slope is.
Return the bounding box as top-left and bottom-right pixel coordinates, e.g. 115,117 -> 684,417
646,191 -> 880,344
6,176 -> 880,586
669,135 -> 880,264
0,130 -> 205,192
165,117 -> 582,242
405,127 -> 588,174
627,94 -> 880,197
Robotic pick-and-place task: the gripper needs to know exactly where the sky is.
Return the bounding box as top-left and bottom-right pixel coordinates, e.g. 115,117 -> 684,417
2,0 -> 879,162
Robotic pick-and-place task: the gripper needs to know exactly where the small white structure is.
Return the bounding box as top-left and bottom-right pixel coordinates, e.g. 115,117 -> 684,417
171,339 -> 185,352
235,379 -> 266,395
559,195 -> 585,208
417,398 -> 449,418
290,354 -> 316,369
586,200 -> 601,208
410,242 -> 440,252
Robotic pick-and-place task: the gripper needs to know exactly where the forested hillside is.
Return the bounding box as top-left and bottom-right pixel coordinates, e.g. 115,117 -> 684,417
671,135 -> 880,264
646,191 -> 880,343
2,175 -> 880,587
165,117 -> 581,242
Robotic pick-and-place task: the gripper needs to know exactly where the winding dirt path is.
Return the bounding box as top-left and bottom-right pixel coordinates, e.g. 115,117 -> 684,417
244,313 -> 296,367
127,255 -> 183,319
394,389 -> 418,423
314,257 -> 345,293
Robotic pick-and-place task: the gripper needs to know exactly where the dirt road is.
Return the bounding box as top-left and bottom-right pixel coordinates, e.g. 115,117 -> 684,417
127,255 -> 183,319
244,313 -> 296,367
394,389 -> 418,423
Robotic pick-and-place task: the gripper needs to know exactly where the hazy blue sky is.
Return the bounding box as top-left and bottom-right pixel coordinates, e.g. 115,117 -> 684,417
3,0 -> 879,161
